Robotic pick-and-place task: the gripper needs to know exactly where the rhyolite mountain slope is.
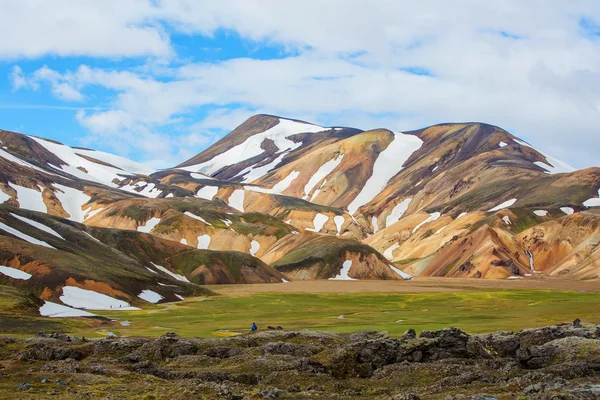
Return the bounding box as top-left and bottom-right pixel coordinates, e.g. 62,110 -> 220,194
1,115 -> 600,313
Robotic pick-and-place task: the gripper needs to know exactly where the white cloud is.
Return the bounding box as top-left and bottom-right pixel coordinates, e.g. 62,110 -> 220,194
10,66 -> 29,90
4,1 -> 600,168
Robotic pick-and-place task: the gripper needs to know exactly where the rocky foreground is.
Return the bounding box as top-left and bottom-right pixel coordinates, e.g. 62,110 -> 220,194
1,322 -> 600,399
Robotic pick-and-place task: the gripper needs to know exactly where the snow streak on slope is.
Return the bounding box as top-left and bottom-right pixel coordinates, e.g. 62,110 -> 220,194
10,213 -> 64,239
0,221 -> 55,248
237,153 -> 286,183
120,182 -> 161,198
52,184 -> 91,222
30,137 -> 154,186
182,119 -> 326,175
383,243 -> 400,260
513,138 -> 574,174
329,260 -> 356,280
0,265 -> 32,280
228,189 -> 245,212
151,262 -> 190,282
347,132 -> 423,215
0,147 -> 56,175
388,264 -> 413,280
488,199 -> 517,212
248,171 -> 300,195
385,198 -> 412,228
334,215 -> 345,235
9,183 -> 47,213
412,212 -> 442,233
303,154 -> 344,199
534,210 -> 548,217
184,212 -> 212,226
137,217 -> 161,233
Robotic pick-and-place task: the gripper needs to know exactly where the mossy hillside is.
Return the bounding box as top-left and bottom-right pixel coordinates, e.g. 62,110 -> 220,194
272,236 -> 379,278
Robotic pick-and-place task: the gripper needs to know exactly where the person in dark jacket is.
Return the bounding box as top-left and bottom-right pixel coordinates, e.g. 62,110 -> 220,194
251,322 -> 258,332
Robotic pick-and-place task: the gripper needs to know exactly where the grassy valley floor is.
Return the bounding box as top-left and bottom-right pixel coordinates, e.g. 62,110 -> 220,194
6,277 -> 595,339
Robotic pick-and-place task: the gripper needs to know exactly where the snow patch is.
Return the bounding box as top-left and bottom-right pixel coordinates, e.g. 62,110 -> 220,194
524,249 -> 535,271
0,188 -> 9,204
10,213 -> 64,239
502,216 -> 512,225
0,265 -> 32,280
9,183 -> 47,213
84,207 -> 104,221
39,301 -> 96,318
434,226 -> 447,235
583,188 -> 600,207
412,212 -> 442,233
303,154 -> 344,199
560,207 -> 575,215
281,278 -> 289,283
180,238 -> 188,245
137,217 -> 161,233
383,243 -> 400,260
334,215 -> 345,235
488,199 -> 517,212
306,213 -> 329,233
228,189 -> 245,212
0,147 -> 55,175
372,216 -> 379,234
499,141 -> 508,148
533,210 -> 548,217
0,221 -> 55,248
196,186 -> 219,200
138,290 -> 164,304
238,153 -> 286,183
250,239 -> 260,256
385,198 -> 412,227
456,212 -> 468,219
197,234 -> 211,249
507,276 -> 523,280
175,294 -> 185,300
347,132 -> 423,215
190,172 -> 215,180
329,260 -> 356,280
60,286 -> 140,310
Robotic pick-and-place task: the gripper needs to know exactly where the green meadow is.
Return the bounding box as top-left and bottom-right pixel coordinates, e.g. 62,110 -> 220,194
74,289 -> 600,338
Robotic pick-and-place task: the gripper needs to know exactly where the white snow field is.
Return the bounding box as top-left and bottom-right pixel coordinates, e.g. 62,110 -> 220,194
0,221 -> 55,248
513,138 -> 574,175
303,154 -> 344,199
138,290 -> 164,303
488,199 -> 517,212
250,240 -> 260,256
39,301 -> 96,318
0,147 -> 55,175
583,188 -> 600,207
385,198 -> 412,228
0,188 -> 9,204
228,189 -> 245,212
306,213 -> 329,232
184,212 -> 212,226
9,183 -> 47,213
334,216 -> 345,235
119,182 -> 162,198
31,136 -> 154,187
137,217 -> 161,233
412,212 -> 442,233
195,185 -> 219,200
533,210 -> 548,217
60,286 -> 140,310
181,118 -> 326,175
329,260 -> 356,280
347,132 -> 423,215
10,213 -> 64,239
237,153 -> 286,183
197,234 -> 211,249
151,262 -> 190,283
388,264 -> 413,280
0,265 -> 32,280
52,184 -> 91,222
560,207 -> 575,215
190,172 -> 215,180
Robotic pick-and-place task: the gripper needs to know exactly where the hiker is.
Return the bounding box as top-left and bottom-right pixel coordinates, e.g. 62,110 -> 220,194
66,336 -> 71,342
82,336 -> 87,342
251,322 -> 258,332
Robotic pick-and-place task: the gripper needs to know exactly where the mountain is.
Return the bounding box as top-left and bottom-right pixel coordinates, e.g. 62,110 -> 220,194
1,116 -> 600,314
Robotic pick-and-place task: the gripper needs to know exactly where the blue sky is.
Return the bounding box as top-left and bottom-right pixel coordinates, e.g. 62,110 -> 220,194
1,1 -> 600,169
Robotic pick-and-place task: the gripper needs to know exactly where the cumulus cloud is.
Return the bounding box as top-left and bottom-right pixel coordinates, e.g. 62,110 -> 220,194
5,1 -> 600,168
